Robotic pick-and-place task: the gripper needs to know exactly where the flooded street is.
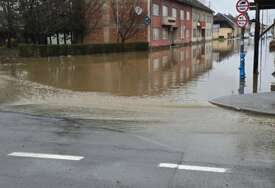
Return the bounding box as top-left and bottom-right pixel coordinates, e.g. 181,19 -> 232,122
0,40 -> 275,188
0,39 -> 274,105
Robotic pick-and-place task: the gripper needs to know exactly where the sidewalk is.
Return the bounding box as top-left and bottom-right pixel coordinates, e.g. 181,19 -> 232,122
210,92 -> 275,116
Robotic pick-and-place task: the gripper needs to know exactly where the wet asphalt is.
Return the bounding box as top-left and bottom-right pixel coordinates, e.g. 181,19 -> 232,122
0,39 -> 275,187
0,107 -> 274,188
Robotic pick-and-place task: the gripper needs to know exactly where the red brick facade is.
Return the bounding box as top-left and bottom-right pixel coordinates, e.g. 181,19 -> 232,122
150,0 -> 192,47
84,0 -> 148,44
84,0 -> 193,47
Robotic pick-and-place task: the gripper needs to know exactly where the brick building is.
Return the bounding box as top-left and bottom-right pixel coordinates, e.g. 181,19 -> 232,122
150,0 -> 193,47
84,0 -> 214,47
84,0 -> 148,44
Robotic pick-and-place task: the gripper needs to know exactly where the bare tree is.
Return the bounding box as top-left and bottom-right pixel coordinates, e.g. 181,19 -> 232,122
0,0 -> 106,45
70,0 -> 106,43
0,0 -> 19,47
111,0 -> 144,44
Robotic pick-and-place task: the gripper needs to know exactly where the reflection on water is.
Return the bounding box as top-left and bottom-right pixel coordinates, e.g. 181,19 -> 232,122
213,39 -> 239,62
0,39 -> 275,103
0,43 -> 213,97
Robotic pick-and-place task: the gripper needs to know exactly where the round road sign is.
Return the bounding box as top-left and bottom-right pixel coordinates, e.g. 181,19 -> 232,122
135,6 -> 143,15
236,14 -> 248,28
236,0 -> 250,13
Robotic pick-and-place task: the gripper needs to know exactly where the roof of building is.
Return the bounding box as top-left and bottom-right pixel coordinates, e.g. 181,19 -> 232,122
176,0 -> 214,13
214,13 -> 236,29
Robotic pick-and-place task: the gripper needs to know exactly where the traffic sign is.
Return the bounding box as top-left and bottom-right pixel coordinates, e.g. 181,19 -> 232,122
144,16 -> 151,25
135,6 -> 143,15
236,0 -> 250,13
236,14 -> 248,28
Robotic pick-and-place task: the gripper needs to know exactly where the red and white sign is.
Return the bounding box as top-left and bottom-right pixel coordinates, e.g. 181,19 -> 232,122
236,0 -> 250,13
236,14 -> 248,28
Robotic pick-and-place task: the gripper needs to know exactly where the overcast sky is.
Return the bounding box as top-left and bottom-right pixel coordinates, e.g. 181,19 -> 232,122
201,0 -> 275,24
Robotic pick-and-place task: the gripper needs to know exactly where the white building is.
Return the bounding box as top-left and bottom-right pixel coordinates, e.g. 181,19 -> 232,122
191,2 -> 214,43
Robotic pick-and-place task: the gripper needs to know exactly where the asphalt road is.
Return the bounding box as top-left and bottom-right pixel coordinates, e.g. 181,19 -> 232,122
0,107 -> 275,188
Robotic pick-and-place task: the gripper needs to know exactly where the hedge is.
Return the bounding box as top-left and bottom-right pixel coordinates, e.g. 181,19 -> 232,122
18,42 -> 149,57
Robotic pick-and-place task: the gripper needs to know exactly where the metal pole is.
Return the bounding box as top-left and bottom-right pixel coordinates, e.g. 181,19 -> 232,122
240,28 -> 245,80
253,2 -> 260,93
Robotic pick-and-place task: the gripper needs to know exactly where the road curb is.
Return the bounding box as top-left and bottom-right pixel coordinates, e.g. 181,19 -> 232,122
209,97 -> 275,117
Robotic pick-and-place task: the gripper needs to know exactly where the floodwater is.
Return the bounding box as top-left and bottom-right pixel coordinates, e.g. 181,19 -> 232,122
0,39 -> 275,107
1,39 -> 275,173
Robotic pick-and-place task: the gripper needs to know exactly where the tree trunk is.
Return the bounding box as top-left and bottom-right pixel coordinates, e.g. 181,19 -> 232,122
57,33 -> 60,45
49,35 -> 52,45
7,33 -> 11,48
64,33 -> 67,45
70,32 -> 73,44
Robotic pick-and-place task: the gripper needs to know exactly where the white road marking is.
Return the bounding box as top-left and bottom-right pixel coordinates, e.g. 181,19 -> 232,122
159,163 -> 179,169
177,165 -> 228,173
8,152 -> 84,161
159,163 -> 229,173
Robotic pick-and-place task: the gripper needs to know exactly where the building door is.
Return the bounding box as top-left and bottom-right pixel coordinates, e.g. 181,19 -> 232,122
202,29 -> 206,41
169,28 -> 177,46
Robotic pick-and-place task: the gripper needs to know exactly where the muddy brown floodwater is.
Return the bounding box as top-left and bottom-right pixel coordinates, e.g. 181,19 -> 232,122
0,39 -> 274,110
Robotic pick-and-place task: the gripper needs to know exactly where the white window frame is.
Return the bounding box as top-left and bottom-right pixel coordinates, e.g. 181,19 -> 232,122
181,26 -> 185,39
186,11 -> 190,20
172,8 -> 177,18
153,28 -> 160,40
153,4 -> 160,16
180,10 -> 185,20
162,5 -> 168,17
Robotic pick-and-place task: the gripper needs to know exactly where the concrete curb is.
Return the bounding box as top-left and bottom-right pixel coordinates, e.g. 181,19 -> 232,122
209,92 -> 275,116
209,100 -> 275,116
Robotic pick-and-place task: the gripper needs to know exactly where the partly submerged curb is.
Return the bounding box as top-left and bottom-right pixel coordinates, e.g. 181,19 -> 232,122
209,93 -> 275,116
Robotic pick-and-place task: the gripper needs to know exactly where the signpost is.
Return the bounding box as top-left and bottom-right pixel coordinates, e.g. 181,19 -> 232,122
236,0 -> 249,94
135,6 -> 143,16
236,14 -> 249,28
236,0 -> 250,13
144,16 -> 151,25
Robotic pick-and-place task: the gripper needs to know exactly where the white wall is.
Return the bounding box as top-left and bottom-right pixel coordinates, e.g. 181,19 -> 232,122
192,8 -> 213,42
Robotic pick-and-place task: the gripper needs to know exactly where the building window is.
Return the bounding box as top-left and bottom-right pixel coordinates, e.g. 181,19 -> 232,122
153,28 -> 160,40
153,4 -> 160,16
186,11 -> 190,20
177,29 -> 181,39
162,5 -> 168,17
181,26 -> 185,39
180,10 -> 184,20
180,51 -> 185,61
162,29 -> 168,40
186,29 -> 189,39
172,8 -> 177,18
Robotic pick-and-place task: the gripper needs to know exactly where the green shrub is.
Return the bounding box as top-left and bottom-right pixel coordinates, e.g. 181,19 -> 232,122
18,42 -> 149,57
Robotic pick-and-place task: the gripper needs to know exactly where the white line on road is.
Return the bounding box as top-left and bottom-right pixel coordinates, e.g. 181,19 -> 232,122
159,163 -> 230,173
8,152 -> 84,161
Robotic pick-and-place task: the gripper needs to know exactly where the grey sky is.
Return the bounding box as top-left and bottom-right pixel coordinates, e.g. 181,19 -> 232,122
202,0 -> 275,24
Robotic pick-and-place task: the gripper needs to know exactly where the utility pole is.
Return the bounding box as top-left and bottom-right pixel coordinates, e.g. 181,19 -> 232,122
239,28 -> 246,94
240,28 -> 246,79
253,2 -> 260,93
236,0 -> 250,94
